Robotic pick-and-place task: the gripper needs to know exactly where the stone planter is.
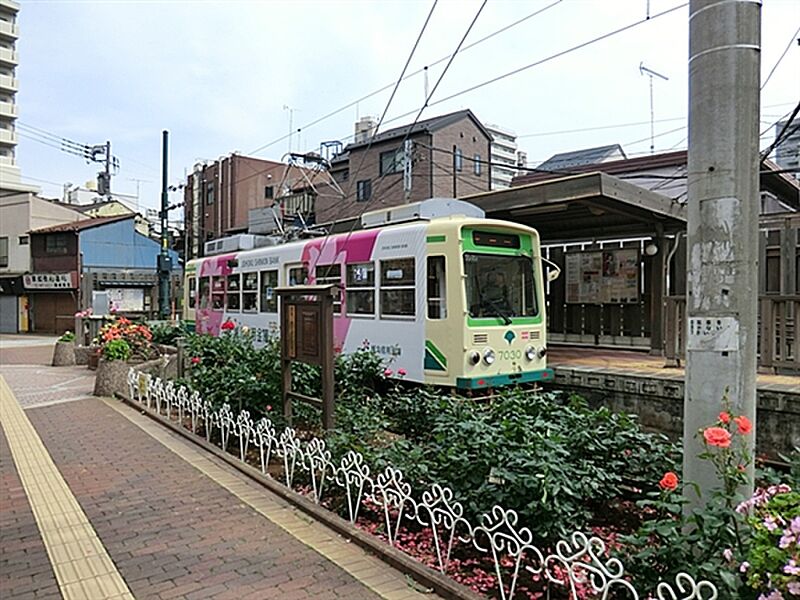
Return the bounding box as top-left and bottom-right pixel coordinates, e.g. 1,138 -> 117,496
51,341 -> 76,366
74,345 -> 92,366
94,358 -> 141,397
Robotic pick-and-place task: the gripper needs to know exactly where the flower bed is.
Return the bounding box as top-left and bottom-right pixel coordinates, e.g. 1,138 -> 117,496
169,329 -> 798,598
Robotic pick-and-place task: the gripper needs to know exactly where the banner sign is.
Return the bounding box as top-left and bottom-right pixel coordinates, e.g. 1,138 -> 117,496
23,272 -> 77,290
565,249 -> 640,304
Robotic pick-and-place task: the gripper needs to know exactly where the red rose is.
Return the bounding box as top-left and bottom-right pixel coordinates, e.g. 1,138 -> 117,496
659,471 -> 679,491
703,426 -> 732,448
719,411 -> 730,424
734,415 -> 752,435
191,356 -> 201,365
221,320 -> 235,331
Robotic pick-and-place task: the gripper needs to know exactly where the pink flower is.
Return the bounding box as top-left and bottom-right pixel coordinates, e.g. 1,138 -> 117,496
397,368 -> 407,377
703,426 -> 732,448
723,548 -> 733,562
658,471 -> 679,491
190,356 -> 201,365
734,415 -> 753,435
221,320 -> 235,331
719,411 -> 731,424
266,405 -> 273,411
384,368 -> 393,377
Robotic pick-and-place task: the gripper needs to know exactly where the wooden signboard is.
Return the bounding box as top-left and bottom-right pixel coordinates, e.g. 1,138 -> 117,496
276,284 -> 338,431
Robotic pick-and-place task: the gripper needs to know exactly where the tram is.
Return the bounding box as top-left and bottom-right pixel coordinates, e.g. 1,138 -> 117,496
182,199 -> 559,390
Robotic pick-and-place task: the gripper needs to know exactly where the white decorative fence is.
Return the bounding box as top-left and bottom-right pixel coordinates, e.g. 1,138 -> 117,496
127,369 -> 719,600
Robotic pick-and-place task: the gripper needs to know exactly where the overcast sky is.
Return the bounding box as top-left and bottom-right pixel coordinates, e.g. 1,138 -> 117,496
14,0 -> 800,213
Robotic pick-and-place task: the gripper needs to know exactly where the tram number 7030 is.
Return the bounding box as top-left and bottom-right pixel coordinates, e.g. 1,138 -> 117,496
497,349 -> 522,361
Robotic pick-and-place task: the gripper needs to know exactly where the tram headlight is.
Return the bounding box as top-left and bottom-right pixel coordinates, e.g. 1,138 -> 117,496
537,346 -> 547,359
468,350 -> 481,365
525,345 -> 536,361
483,348 -> 496,365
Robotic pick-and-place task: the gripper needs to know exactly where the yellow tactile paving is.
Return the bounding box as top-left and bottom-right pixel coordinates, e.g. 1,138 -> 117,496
102,397 -> 434,600
0,375 -> 134,600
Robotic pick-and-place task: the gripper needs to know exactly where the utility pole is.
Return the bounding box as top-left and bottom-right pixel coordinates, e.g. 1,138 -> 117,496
158,130 -> 172,320
684,0 -> 760,508
452,144 -> 457,197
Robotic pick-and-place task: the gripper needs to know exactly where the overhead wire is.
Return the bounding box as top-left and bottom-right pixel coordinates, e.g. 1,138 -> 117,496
246,0 -> 565,157
318,0 -> 489,241
761,23 -> 800,90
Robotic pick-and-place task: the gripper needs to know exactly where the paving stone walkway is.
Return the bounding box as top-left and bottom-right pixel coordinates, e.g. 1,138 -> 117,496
0,340 -> 434,600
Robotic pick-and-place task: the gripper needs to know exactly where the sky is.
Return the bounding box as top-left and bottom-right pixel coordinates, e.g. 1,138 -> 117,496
13,0 -> 800,216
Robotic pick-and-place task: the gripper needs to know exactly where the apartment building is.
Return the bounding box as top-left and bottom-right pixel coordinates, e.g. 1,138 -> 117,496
318,109 -> 492,224
0,0 -> 22,187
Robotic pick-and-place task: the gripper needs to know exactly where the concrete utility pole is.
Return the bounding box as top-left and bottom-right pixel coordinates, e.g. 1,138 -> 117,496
684,0 -> 760,507
158,130 -> 172,320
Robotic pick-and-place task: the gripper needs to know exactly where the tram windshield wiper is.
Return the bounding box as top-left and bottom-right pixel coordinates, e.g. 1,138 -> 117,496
482,298 -> 512,325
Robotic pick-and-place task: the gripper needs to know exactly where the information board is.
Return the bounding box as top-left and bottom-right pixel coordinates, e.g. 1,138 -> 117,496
565,248 -> 640,304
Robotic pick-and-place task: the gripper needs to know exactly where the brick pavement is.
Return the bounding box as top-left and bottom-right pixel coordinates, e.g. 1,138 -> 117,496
0,428 -> 61,600
25,398 -> 385,600
0,339 -> 56,366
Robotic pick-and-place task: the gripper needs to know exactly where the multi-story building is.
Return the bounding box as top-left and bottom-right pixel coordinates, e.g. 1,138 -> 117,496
319,109 -> 492,224
484,123 -> 521,190
183,153 -> 316,259
775,119 -> 800,179
0,0 -> 22,187
0,194 -> 88,332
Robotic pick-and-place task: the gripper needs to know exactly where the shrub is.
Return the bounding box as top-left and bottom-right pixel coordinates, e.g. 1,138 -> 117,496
58,331 -> 75,343
97,317 -> 156,360
103,338 -> 132,361
149,322 -> 184,346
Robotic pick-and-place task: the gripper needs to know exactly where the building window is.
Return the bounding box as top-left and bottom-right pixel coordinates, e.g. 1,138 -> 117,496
260,270 -> 278,313
454,148 -> 463,172
356,180 -> 371,202
427,256 -> 447,319
379,148 -> 405,175
45,235 -> 68,255
346,262 -> 375,316
18,235 -> 29,245
473,154 -> 481,176
380,258 -> 415,317
0,236 -> 7,267
206,183 -> 215,205
264,185 -> 274,199
242,272 -> 258,312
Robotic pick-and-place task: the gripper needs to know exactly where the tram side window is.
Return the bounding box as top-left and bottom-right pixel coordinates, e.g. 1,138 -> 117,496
380,258 -> 415,317
242,272 -> 258,312
426,256 -> 447,319
211,276 -> 225,310
226,274 -> 241,311
260,270 -> 278,313
288,266 -> 308,286
316,264 -> 342,314
198,277 -> 210,309
346,262 -> 375,316
188,276 -> 197,309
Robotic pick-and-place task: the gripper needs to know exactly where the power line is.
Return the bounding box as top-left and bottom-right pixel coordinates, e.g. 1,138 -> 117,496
319,0 -> 489,238
761,24 -> 800,90
246,0 -> 565,157
761,99 -> 800,161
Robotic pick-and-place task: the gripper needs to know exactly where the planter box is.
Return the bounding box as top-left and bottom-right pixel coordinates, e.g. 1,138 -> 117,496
51,341 -> 75,366
94,358 -> 142,397
74,345 -> 92,366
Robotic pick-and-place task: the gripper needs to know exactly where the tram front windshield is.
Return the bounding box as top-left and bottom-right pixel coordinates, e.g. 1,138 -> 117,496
464,253 -> 537,321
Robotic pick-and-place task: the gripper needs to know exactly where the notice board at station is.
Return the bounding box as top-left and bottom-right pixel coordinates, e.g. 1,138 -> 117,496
565,248 -> 640,304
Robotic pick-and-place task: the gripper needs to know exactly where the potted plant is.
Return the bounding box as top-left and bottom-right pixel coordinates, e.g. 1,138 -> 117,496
52,331 -> 76,366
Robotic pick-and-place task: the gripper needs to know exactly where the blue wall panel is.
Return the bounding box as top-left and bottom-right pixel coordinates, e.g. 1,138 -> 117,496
79,219 -> 180,271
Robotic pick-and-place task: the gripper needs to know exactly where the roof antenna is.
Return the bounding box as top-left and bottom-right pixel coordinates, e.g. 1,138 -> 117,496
640,62 -> 669,154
